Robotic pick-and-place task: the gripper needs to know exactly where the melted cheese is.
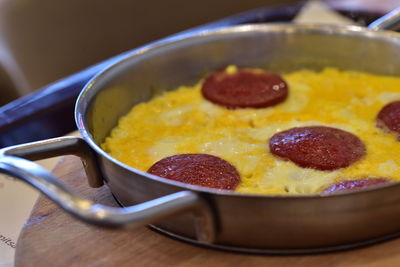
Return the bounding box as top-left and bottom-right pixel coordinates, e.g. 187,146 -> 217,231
102,67 -> 400,195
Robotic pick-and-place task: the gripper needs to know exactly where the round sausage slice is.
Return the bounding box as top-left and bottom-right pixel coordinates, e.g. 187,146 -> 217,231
147,153 -> 240,190
269,126 -> 366,171
322,178 -> 391,194
201,68 -> 288,109
377,101 -> 400,135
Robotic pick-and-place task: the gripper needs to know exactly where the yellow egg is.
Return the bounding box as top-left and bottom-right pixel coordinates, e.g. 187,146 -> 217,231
101,67 -> 400,195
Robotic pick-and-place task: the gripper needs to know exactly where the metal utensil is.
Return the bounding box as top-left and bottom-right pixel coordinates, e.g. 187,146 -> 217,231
2,8 -> 400,254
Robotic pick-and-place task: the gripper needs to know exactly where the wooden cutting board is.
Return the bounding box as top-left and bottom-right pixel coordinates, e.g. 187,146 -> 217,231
15,156 -> 400,266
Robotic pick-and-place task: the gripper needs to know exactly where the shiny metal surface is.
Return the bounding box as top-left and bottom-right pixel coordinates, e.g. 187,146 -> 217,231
0,137 -> 216,243
3,21 -> 400,253
368,7 -> 400,31
2,137 -> 103,187
76,23 -> 400,251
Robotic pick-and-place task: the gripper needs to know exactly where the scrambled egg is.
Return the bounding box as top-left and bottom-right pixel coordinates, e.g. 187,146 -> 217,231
102,67 -> 400,195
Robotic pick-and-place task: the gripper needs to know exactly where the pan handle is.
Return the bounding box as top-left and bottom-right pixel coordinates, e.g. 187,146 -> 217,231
368,7 -> 400,31
0,137 -> 216,243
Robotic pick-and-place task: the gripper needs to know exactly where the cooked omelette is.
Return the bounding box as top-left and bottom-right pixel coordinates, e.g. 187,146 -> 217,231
101,66 -> 400,195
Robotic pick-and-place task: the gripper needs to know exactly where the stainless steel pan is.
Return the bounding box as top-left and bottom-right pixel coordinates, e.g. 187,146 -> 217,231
2,9 -> 400,254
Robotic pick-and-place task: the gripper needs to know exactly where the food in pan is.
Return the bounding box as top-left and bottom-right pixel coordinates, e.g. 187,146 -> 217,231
201,67 -> 288,109
148,153 -> 240,190
102,66 -> 400,195
269,126 -> 366,171
377,100 -> 400,137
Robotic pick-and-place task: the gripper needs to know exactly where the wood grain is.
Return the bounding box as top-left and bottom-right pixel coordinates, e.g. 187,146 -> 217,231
15,156 -> 400,266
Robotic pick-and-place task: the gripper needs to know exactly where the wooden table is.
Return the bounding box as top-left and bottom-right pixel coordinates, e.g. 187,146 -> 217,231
14,156 -> 400,266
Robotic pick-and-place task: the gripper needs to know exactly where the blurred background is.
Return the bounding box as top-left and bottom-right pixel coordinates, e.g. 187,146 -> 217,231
0,0 -> 302,106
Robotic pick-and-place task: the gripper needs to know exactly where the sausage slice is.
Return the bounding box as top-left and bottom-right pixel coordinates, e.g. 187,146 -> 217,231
147,153 -> 240,190
269,126 -> 366,171
201,68 -> 288,109
377,101 -> 400,135
322,178 -> 391,194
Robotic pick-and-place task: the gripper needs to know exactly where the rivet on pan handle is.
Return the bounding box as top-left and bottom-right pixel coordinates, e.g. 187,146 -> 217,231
0,137 -> 216,244
368,7 -> 400,31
